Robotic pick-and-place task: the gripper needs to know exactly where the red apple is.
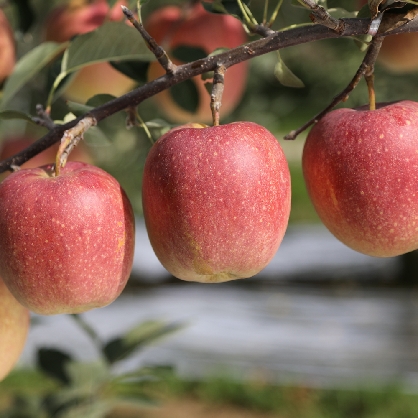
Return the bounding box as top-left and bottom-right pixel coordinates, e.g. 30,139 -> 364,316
44,0 -> 136,103
302,100 -> 418,257
142,122 -> 291,283
0,277 -> 29,381
0,161 -> 135,315
0,10 -> 15,84
145,3 -> 248,123
0,135 -> 93,180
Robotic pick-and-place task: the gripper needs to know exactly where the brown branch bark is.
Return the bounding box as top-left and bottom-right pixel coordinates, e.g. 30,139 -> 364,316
1,15 -> 417,174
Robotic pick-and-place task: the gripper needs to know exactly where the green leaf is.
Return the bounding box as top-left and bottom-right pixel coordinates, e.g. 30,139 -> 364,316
203,0 -> 251,18
172,46 -> 208,62
62,21 -> 155,74
274,52 -> 304,88
37,348 -> 73,385
56,400 -> 112,418
170,79 -> 200,114
110,60 -> 150,83
327,8 -> 357,18
102,321 -> 184,365
0,110 -> 35,123
0,42 -> 67,110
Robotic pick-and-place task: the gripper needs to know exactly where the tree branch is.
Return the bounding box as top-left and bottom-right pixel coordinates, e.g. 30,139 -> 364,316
1,14 -> 418,173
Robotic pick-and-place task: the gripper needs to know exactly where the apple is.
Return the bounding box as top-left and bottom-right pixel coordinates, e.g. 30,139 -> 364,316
44,0 -> 136,103
0,10 -> 15,84
302,100 -> 418,257
0,135 -> 92,180
0,161 -> 135,315
0,277 -> 29,381
145,3 -> 248,123
142,121 -> 291,283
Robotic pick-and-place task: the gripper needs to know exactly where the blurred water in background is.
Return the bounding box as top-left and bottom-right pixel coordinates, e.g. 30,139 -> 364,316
21,219 -> 418,389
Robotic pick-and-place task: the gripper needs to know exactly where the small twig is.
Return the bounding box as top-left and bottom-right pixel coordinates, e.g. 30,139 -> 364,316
284,35 -> 384,140
32,104 -> 56,130
55,116 -> 97,176
298,0 -> 345,33
210,64 -> 226,127
121,5 -> 177,75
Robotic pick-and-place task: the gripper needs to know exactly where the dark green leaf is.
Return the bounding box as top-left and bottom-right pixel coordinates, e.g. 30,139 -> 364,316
170,79 -> 200,114
0,42 -> 67,109
37,348 -> 73,385
172,45 -> 208,63
110,60 -> 150,83
0,110 -> 35,123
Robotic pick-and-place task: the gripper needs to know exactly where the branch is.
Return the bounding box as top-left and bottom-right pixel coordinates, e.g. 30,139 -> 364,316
1,14 -> 418,174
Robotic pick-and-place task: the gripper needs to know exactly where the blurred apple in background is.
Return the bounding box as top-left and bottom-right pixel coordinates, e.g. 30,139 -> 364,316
44,0 -> 136,103
145,2 -> 248,123
0,277 -> 29,381
0,10 -> 15,84
0,135 -> 92,180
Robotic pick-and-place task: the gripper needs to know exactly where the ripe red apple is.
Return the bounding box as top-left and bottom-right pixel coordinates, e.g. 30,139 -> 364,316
302,100 -> 418,257
142,122 -> 291,282
0,135 -> 92,180
44,0 -> 136,102
145,3 -> 248,123
0,10 -> 15,84
0,161 -> 135,315
0,277 -> 29,381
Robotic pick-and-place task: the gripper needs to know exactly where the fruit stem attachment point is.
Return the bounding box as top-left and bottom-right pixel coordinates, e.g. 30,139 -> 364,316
210,64 -> 226,127
55,116 -> 97,177
365,72 -> 376,111
121,5 -> 177,75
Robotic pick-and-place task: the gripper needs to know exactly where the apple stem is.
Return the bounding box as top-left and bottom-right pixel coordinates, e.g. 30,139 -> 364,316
211,64 -> 226,127
284,35 -> 384,140
365,72 -> 376,111
121,5 -> 177,75
55,116 -> 97,176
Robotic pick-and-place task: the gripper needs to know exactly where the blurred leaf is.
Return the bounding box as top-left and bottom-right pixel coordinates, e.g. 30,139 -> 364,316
327,8 -> 357,18
103,321 -> 184,365
172,46 -> 207,62
170,79 -> 200,114
65,361 -> 110,389
202,0 -> 251,19
37,348 -> 73,385
62,22 -> 155,74
0,42 -> 67,109
57,400 -> 112,418
66,102 -> 94,117
110,60 -> 149,83
274,52 -> 304,88
12,0 -> 35,32
0,110 -> 35,123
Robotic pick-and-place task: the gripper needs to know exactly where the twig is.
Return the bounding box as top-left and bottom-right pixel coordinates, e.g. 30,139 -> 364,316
32,104 -> 56,130
210,64 -> 226,127
121,5 -> 177,75
284,35 -> 384,140
298,0 -> 345,33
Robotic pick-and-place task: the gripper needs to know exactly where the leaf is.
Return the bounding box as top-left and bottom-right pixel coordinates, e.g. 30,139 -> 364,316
0,42 -> 68,110
0,110 -> 35,123
102,321 -> 184,365
62,21 -> 155,74
274,52 -> 304,88
203,0 -> 251,19
37,348 -> 73,385
327,8 -> 357,18
172,46 -> 208,62
110,60 -> 150,83
170,79 -> 200,114
57,400 -> 112,418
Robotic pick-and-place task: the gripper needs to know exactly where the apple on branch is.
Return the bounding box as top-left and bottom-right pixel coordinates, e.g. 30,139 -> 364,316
142,121 -> 291,283
144,2 -> 248,123
0,162 -> 135,315
0,277 -> 29,381
44,0 -> 136,103
302,100 -> 418,257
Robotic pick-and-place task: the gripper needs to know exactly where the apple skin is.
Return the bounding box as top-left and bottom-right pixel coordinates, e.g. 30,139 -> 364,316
142,122 -> 291,283
0,10 -> 15,84
145,3 -> 248,123
302,100 -> 418,257
0,277 -> 29,381
0,161 -> 135,315
0,135 -> 92,180
44,0 -> 136,103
